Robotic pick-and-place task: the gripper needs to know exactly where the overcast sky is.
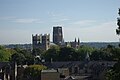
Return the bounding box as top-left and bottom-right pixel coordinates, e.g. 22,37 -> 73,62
0,0 -> 120,44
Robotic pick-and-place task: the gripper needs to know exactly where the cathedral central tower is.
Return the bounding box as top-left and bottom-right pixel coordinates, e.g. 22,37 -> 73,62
53,26 -> 63,45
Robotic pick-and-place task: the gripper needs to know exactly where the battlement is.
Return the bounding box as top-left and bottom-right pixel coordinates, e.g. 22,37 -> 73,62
32,34 -> 50,51
32,34 -> 50,37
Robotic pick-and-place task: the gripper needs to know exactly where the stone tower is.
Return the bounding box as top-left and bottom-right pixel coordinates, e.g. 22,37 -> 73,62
32,34 -> 50,50
53,26 -> 63,45
32,34 -> 42,49
42,34 -> 50,50
70,38 -> 80,49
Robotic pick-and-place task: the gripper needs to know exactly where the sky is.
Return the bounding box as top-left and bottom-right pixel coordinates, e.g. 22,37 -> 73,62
0,0 -> 120,44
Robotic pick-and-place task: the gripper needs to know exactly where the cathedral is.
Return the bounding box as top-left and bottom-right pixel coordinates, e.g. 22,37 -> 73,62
32,26 -> 80,51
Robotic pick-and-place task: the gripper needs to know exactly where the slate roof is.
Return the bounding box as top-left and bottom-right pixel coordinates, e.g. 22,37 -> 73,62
44,61 -> 116,70
45,61 -> 85,69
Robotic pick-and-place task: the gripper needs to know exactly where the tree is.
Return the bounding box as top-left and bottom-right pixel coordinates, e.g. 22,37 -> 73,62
90,50 -> 101,60
0,46 -> 14,61
101,45 -> 115,61
112,48 -> 120,60
106,61 -> 120,80
116,8 -> 120,47
11,52 -> 26,65
90,47 -> 115,61
0,49 -> 10,61
77,45 -> 94,60
105,8 -> 120,80
18,49 -> 34,65
23,65 -> 47,80
43,45 -> 60,62
11,48 -> 34,65
32,48 -> 44,56
59,47 -> 77,61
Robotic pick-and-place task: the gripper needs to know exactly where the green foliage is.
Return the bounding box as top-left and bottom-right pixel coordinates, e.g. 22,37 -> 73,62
106,8 -> 120,79
116,9 -> 120,47
43,46 -> 60,61
11,48 -> 34,65
78,45 -> 94,53
90,50 -> 102,60
116,9 -> 120,35
90,49 -> 112,61
42,44 -> 120,62
11,52 -> 26,65
43,46 -> 79,61
77,45 -> 95,60
112,48 -> 120,60
32,48 -> 44,56
0,49 -> 10,61
105,47 -> 120,79
17,49 -> 34,65
106,61 -> 120,80
0,46 -> 14,61
106,69 -> 116,80
23,65 -> 47,80
50,45 -> 60,50
59,47 -> 77,61
119,8 -> 120,15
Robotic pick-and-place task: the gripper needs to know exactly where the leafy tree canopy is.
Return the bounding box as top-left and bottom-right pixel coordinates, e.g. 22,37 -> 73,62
43,45 -> 60,62
0,46 -> 15,61
11,48 -> 34,65
11,52 -> 26,65
23,65 -> 47,80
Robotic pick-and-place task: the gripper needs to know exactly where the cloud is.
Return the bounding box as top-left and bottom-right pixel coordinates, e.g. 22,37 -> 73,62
13,18 -> 43,23
47,11 -> 70,23
0,16 -> 15,20
52,18 -> 70,22
73,20 -> 96,24
64,21 -> 118,42
71,20 -> 97,27
48,11 -> 64,17
0,16 -> 43,24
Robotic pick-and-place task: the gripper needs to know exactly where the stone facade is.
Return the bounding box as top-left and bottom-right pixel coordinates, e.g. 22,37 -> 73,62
70,38 -> 80,49
53,26 -> 63,45
41,69 -> 60,80
32,34 -> 50,50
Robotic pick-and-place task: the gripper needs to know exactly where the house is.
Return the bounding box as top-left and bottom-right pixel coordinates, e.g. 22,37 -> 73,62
41,69 -> 60,80
44,61 -> 116,80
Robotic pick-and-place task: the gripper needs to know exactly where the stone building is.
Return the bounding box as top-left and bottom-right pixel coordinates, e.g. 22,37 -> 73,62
41,69 -> 60,80
32,34 -> 50,50
65,38 -> 80,49
53,26 -> 80,48
58,68 -> 69,79
70,38 -> 80,49
41,34 -> 50,50
53,26 -> 64,45
44,61 -> 116,80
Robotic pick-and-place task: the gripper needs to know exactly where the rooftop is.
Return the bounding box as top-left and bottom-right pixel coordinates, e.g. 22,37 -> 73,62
41,69 -> 58,73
